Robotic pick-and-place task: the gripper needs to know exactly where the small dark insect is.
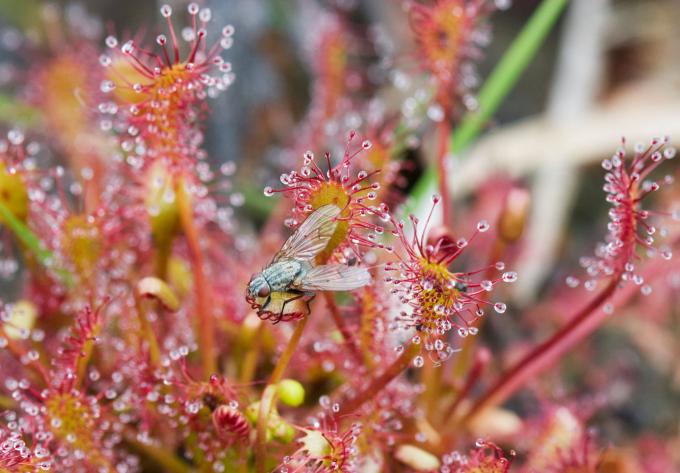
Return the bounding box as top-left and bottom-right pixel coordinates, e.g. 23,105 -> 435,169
246,205 -> 371,322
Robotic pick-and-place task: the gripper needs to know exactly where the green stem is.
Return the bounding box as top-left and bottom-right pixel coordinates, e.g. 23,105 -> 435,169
0,201 -> 73,287
134,297 -> 162,368
409,0 -> 568,208
255,316 -> 309,473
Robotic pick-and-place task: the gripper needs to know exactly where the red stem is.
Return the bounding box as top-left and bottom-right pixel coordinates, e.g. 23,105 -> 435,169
436,119 -> 452,229
176,178 -> 216,379
444,347 -> 490,421
337,342 -> 420,417
463,276 -> 620,423
324,293 -> 363,364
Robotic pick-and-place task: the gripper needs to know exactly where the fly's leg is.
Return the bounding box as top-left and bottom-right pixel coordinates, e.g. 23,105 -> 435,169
280,292 -> 306,320
303,292 -> 315,316
260,295 -> 272,311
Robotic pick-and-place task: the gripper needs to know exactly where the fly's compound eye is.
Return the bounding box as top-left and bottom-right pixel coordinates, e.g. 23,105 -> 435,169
257,286 -> 270,298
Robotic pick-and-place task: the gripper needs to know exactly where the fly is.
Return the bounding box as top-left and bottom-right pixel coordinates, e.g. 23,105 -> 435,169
246,204 -> 371,322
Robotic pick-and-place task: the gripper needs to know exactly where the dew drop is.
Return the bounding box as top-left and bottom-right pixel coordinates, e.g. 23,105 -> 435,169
566,276 -> 580,288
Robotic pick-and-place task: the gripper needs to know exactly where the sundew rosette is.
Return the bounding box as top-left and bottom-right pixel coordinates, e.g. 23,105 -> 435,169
265,131 -> 388,264
407,0 -> 499,114
569,137 -> 677,295
98,3 -> 235,171
386,196 -> 517,365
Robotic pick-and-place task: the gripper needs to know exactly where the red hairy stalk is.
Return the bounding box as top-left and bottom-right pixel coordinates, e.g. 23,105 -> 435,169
465,137 -> 676,422
337,341 -> 420,417
324,292 -> 363,363
444,346 -> 490,421
437,119 -> 453,228
177,180 -> 216,378
463,277 -> 618,423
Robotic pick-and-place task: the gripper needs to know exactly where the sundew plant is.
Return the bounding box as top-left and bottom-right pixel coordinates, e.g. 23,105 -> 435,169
0,0 -> 678,472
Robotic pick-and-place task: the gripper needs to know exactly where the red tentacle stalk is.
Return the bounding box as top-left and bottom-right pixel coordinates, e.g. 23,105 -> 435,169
324,293 -> 363,364
176,178 -> 216,379
463,277 -> 619,424
337,342 -> 420,417
444,346 -> 490,421
437,118 -> 453,228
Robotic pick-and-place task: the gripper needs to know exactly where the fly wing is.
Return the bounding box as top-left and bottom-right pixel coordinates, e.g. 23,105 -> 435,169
272,205 -> 341,262
296,264 -> 371,291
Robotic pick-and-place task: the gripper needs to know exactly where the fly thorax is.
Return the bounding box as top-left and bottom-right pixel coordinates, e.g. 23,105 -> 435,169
263,260 -> 304,292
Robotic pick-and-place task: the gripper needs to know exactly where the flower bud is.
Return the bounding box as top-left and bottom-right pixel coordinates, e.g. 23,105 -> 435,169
497,187 -> 530,244
137,277 -> 180,311
276,379 -> 305,407
212,404 -> 250,439
271,419 -> 296,443
239,312 -> 262,344
244,401 -> 296,443
244,401 -> 260,424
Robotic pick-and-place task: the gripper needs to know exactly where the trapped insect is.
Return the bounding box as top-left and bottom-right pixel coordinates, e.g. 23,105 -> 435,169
246,204 -> 371,322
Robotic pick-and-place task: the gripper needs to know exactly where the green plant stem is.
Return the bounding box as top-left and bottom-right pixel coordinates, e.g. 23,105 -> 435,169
255,316 -> 309,473
240,323 -> 264,384
409,0 -> 568,209
153,237 -> 173,280
0,201 -> 73,287
134,297 -> 162,368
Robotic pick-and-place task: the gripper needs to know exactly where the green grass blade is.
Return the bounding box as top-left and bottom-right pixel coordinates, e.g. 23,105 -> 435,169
0,202 -> 73,287
0,95 -> 42,127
